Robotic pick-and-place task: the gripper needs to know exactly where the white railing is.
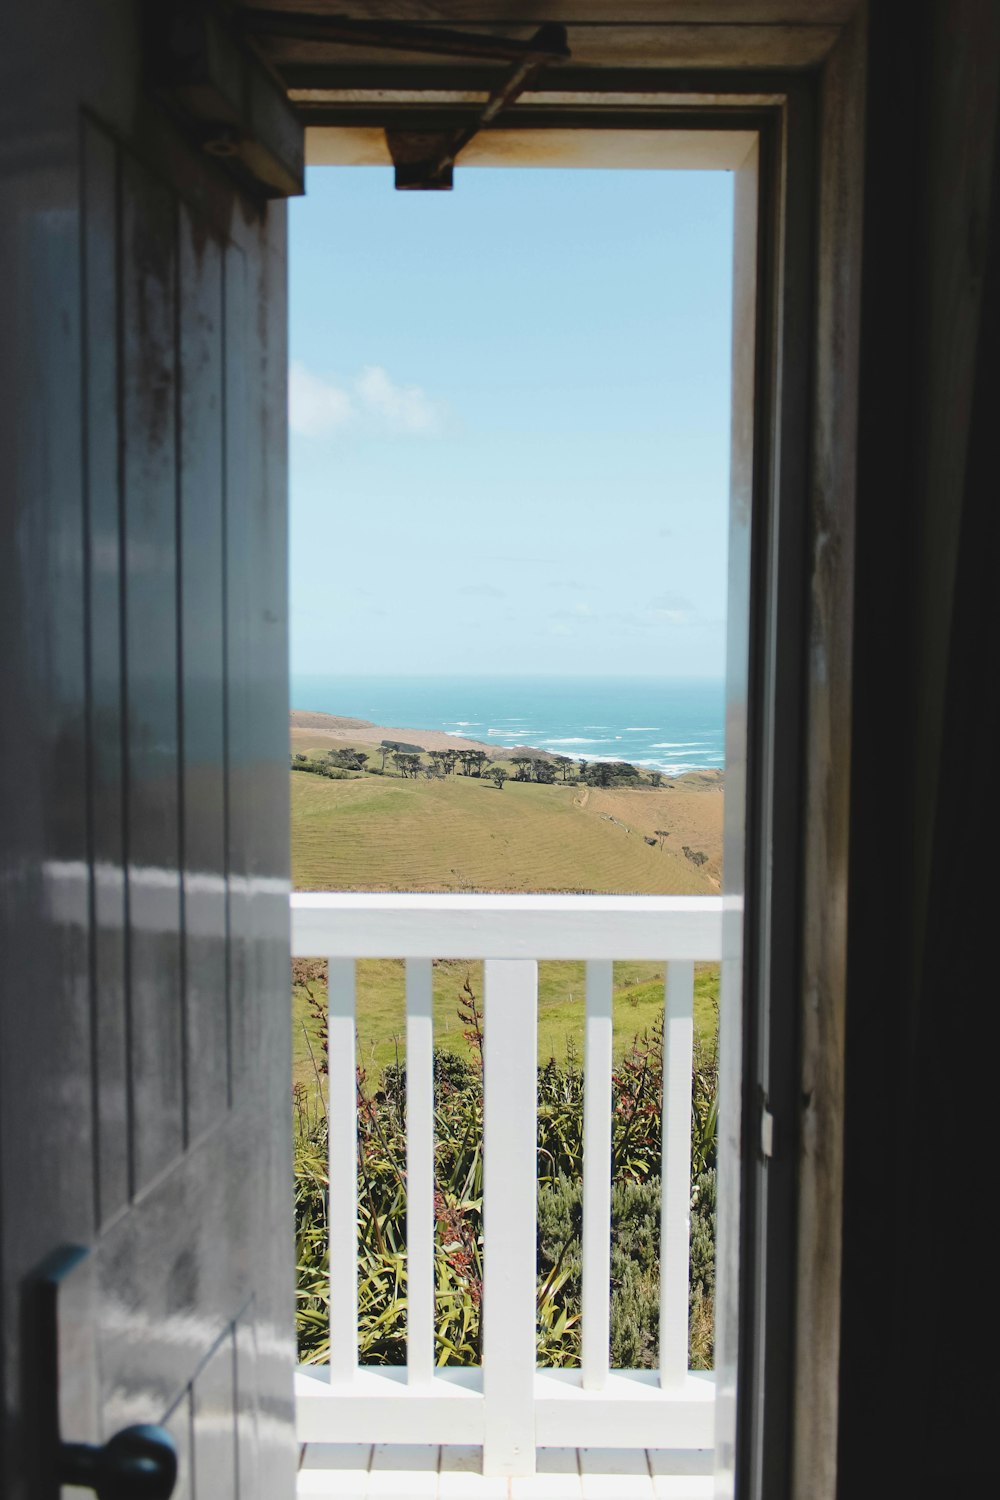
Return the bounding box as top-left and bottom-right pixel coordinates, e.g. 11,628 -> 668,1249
292,893 -> 722,1478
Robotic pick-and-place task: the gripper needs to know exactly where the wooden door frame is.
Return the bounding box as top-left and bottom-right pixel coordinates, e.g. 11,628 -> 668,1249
300,16 -> 864,1497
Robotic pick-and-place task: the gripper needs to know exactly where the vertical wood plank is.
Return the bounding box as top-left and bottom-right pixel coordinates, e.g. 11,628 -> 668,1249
234,1299 -> 260,1500
582,960 -> 613,1391
328,958 -> 359,1385
482,959 -> 537,1478
406,958 -> 435,1384
82,120 -> 129,1226
192,1328 -> 237,1500
659,962 -> 694,1387
222,242 -> 248,1110
163,1386 -> 194,1500
121,153 -> 183,1191
177,203 -> 227,1144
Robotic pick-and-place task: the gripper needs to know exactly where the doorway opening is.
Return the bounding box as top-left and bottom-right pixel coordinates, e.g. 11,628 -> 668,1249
288,132 -> 763,1488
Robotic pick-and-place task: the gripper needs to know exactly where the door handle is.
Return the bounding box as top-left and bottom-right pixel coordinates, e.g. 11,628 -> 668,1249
31,1247 -> 178,1500
61,1425 -> 177,1499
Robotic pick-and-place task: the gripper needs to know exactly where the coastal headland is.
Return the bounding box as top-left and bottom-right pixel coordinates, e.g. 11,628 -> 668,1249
289,707 -> 723,897
291,707 -> 552,758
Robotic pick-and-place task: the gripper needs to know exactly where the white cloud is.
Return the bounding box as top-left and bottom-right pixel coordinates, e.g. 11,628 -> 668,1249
288,361 -> 355,436
289,360 -> 445,438
355,364 -> 443,435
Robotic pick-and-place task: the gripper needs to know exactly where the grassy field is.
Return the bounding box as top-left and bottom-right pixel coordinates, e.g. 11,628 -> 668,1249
293,956 -> 720,1088
290,735 -> 724,1092
291,764 -> 721,895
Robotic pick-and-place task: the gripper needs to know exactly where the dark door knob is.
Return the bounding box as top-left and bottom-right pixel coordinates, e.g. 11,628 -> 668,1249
61,1424 -> 177,1500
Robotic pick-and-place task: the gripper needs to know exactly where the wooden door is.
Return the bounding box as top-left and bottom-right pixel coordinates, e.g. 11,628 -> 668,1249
0,5 -> 301,1497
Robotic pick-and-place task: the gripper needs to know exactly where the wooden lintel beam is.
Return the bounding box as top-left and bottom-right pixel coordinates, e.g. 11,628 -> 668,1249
239,9 -> 570,66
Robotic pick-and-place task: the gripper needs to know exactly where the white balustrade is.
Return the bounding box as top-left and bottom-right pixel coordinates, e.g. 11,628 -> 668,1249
292,893 -> 722,1477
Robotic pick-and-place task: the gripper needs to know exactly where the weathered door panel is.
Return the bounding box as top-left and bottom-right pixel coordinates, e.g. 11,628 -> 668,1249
0,7 -> 297,1497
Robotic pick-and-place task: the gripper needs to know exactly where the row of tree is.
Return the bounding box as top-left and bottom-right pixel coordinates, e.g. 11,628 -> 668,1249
294,744 -> 669,790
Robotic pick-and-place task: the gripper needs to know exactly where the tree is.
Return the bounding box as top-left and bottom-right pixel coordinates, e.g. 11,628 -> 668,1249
533,760 -> 556,785
471,750 -> 489,778
443,749 -> 459,776
655,829 -> 670,850
587,762 -> 614,788
510,756 -> 533,782
328,747 -> 369,772
554,755 -> 573,782
490,766 -> 508,791
648,771 -> 663,788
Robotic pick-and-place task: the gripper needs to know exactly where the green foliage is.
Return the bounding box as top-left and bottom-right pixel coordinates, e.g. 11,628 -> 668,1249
293,979 -> 718,1373
290,756 -> 356,780
582,760 -> 642,788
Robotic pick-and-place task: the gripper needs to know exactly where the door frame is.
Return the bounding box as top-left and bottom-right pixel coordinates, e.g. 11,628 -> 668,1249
300,22 -> 864,1497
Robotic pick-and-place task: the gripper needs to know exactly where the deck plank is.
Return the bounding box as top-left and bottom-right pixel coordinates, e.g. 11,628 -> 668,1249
508,1449 -> 581,1500
298,1442 -> 373,1497
367,1445 -> 439,1499
298,1444 -> 716,1499
438,1446 -> 509,1498
579,1448 -> 653,1499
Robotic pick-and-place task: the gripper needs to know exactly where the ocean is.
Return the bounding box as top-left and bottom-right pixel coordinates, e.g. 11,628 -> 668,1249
290,675 -> 725,777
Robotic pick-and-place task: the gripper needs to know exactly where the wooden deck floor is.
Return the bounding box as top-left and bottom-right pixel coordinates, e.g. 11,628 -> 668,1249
299,1445 -> 714,1499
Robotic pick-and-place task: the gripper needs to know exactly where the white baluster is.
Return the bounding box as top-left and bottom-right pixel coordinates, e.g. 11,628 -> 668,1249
660,960 -> 694,1387
582,959 -> 613,1390
406,958 -> 435,1385
328,958 -> 359,1385
482,959 -> 537,1477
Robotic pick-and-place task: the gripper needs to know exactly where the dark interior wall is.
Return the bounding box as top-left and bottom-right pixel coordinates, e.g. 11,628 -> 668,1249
841,2 -> 1000,1494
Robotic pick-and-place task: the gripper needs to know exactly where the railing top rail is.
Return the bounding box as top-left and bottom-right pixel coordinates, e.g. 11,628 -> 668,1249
291,891 -> 723,960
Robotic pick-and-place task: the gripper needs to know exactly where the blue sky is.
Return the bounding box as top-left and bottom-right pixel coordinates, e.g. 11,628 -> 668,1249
289,166 -> 733,679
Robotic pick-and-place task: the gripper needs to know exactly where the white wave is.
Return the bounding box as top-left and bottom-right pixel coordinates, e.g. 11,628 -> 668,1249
624,726 -> 659,732
488,728 -> 531,736
447,721 -> 482,727
544,737 -> 606,745
651,741 -> 712,749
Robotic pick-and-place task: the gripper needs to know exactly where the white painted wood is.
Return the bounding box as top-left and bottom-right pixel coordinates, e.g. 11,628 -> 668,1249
508,1449 -> 582,1500
300,908 -> 717,1461
482,960 -> 539,1479
295,1367 -> 484,1448
581,961 -> 613,1391
406,960 -> 435,1385
659,963 -> 695,1388
297,1446 -> 718,1500
292,894 -> 722,962
438,1447 -> 509,1500
294,1367 -> 715,1455
579,1448 -> 653,1500
649,1479 -> 714,1500
533,1371 -> 715,1452
368,1445 -> 438,1499
298,1444 -> 372,1498
328,959 -> 360,1385
647,1448 -> 714,1500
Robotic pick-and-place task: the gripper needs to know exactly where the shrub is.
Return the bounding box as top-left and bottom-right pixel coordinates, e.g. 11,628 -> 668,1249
293,981 -> 717,1372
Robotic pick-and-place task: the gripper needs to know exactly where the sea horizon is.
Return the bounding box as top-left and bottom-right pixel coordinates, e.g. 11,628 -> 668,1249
290,673 -> 725,777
